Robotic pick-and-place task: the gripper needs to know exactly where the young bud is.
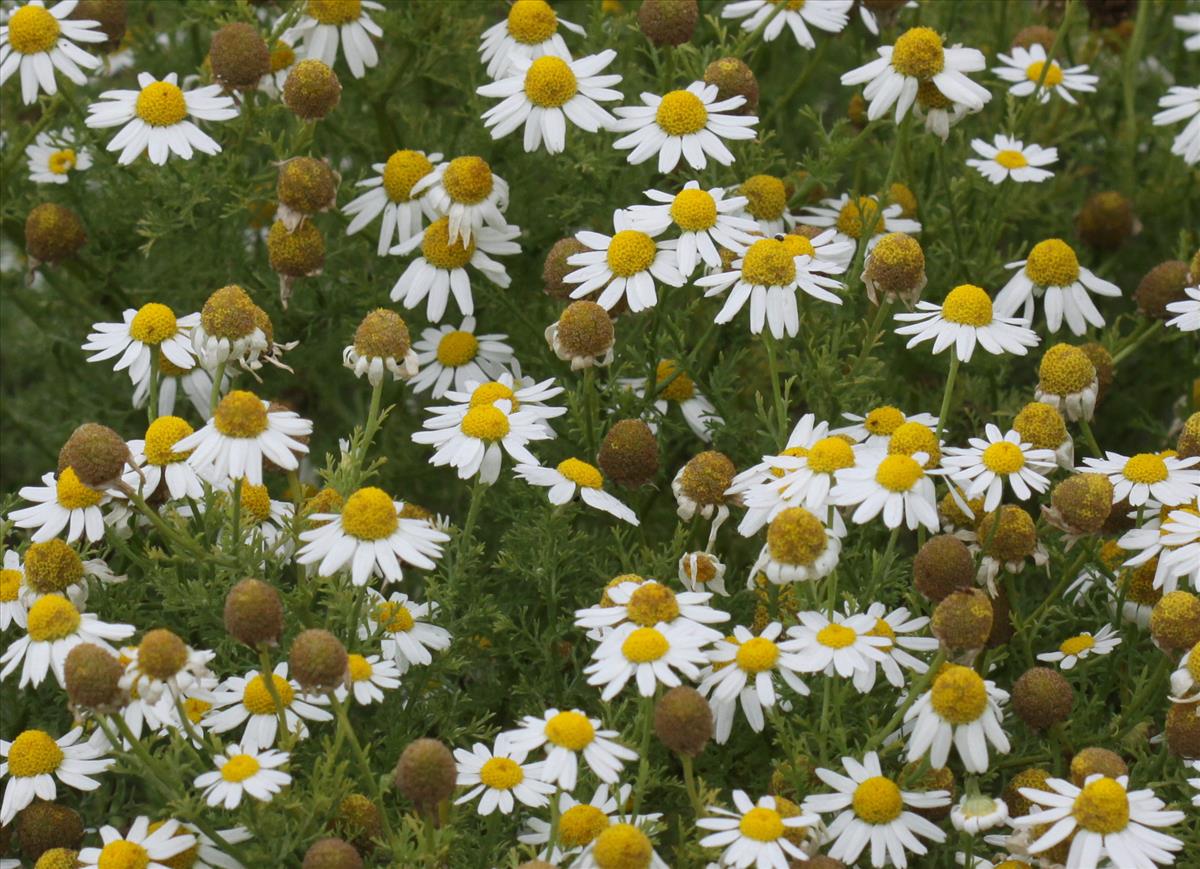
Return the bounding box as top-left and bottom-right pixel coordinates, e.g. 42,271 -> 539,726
302,837 -> 362,869
71,0 -> 127,49
289,628 -> 348,691
1012,24 -> 1056,49
224,578 -> 284,648
34,848 -> 80,869
1003,767 -> 1051,818
703,57 -> 758,112
1166,701 -> 1200,757
57,423 -> 130,488
932,589 -> 993,650
394,738 -> 456,813
1076,190 -> 1136,250
63,643 -> 123,710
1012,667 -> 1073,731
25,203 -> 86,264
637,0 -> 698,46
210,22 -> 270,90
1069,747 -> 1127,785
16,802 -> 84,861
1150,591 -> 1200,653
138,628 -> 188,679
1178,412 -> 1200,460
654,686 -> 713,757
1135,260 -> 1190,319
283,59 -> 342,120
912,534 -> 973,602
598,419 -> 659,489
543,236 -> 588,299
332,794 -> 383,853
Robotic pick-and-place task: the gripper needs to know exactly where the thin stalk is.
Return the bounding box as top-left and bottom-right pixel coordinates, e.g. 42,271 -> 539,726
209,360 -> 227,414
333,698 -> 396,839
352,379 -> 386,486
1111,320 -> 1161,364
935,355 -> 961,443
847,298 -> 893,381
762,330 -> 788,447
1077,418 -> 1103,458
147,348 -> 161,424
630,694 -> 657,817
681,754 -> 705,818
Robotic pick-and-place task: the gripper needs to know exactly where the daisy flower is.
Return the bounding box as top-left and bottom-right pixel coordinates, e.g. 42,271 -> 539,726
830,450 -> 941,532
679,551 -> 729,596
454,734 -> 555,816
360,590 -> 451,673
611,81 -> 759,173
584,620 -> 709,700
784,611 -> 890,683
343,149 -> 442,256
745,431 -> 865,520
942,424 -> 1056,512
750,506 -> 844,585
412,396 -> 550,484
575,576 -> 729,643
621,359 -> 723,442
519,784 -> 660,865
803,751 -> 949,868
478,0 -> 585,80
336,653 -> 401,706
626,181 -> 759,278
1166,284 -> 1200,332
841,26 -> 990,122
389,217 -> 520,322
0,550 -> 27,631
851,603 -> 939,693
0,727 -> 111,824
77,817 -> 196,869
1,0 -> 104,105
409,317 -> 515,399
86,72 -> 237,165
205,663 -> 332,748
281,0 -> 382,79
1013,775 -> 1185,869
966,134 -> 1057,184
343,309 -> 420,386
122,416 -> 206,502
1119,505 -> 1200,592
905,664 -> 1010,773
721,0 -> 852,48
913,79 -> 978,142
798,193 -> 921,251
576,823 -> 671,868
0,593 -> 132,688
437,371 -> 566,432
296,486 -> 448,586
834,406 -> 939,448
194,742 -> 291,809
993,44 -> 1098,104
1176,12 -> 1200,50
995,238 -> 1122,335
894,283 -> 1040,363
165,824 -> 253,869
515,458 -> 639,525
950,793 -> 1009,834
174,389 -> 312,486
410,155 -> 510,245
1078,451 -> 1200,508
699,789 -> 820,868
15,540 -> 123,611
698,623 -> 809,742
1152,85 -> 1200,165
25,128 -> 91,183
477,50 -> 621,154
563,208 -> 684,313
83,303 -> 199,387
1037,624 -> 1122,670
506,708 -> 638,791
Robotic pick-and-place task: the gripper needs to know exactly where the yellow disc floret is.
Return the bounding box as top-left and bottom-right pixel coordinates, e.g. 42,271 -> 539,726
307,0 -> 361,25
239,482 -> 273,525
376,601 -> 415,633
479,756 -> 524,790
621,627 -> 669,662
930,664 -> 988,724
23,538 -> 83,594
868,618 -> 896,650
875,454 -> 925,492
0,568 -> 19,602
220,753 -> 261,782
940,284 -> 994,326
559,803 -> 609,847
470,381 -> 518,408
741,238 -> 797,287
96,840 -> 151,869
135,81 -> 188,127
656,359 -> 695,402
26,594 -> 81,642
606,230 -> 657,277
806,437 -> 856,474
836,196 -> 882,239
982,441 -> 1026,475
739,175 -> 787,221
1059,634 -> 1095,657
888,421 -> 941,468
7,4 -> 61,55
626,582 -> 680,626
655,90 -> 709,136
435,329 -> 479,366
816,624 -> 857,649
1122,453 -> 1168,484
739,806 -> 785,841
864,405 -> 906,436
129,303 -> 178,344
780,233 -> 816,260
6,730 -> 64,777
347,653 -> 373,682
242,673 -> 294,714
1025,60 -> 1064,87
736,637 -> 780,673
670,188 -> 718,231
340,487 -> 399,540
1071,777 -> 1130,834
545,710 -> 596,751
558,457 -> 604,489
524,55 -> 577,108
995,149 -> 1029,169
1025,239 -> 1080,287
592,823 -> 652,869
507,0 -> 558,44
1038,344 -> 1095,395
767,507 -> 827,565
420,217 -> 476,270
214,390 -> 269,438
56,466 -> 103,509
460,405 -> 511,441
441,156 -> 494,205
891,27 -> 945,80
48,149 -> 76,175
852,776 -> 904,823
382,149 -> 434,203
143,416 -> 194,465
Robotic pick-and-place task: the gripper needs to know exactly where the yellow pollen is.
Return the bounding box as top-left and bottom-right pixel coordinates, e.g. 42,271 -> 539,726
479,756 -> 524,790
655,90 -> 709,136
135,81 -> 188,127
183,697 -> 211,724
242,673 -> 294,715
23,539 -> 82,595
768,446 -> 809,480
592,823 -> 652,869
891,27 -> 945,80
382,149 -> 434,203
995,149 -> 1029,169
875,454 -> 925,492
506,0 -> 558,44
982,441 -> 1026,475
26,594 -> 81,642
376,601 -> 415,633
442,156 -> 494,205
780,233 -> 816,260
56,466 -> 103,510
306,0 -> 361,25
213,390 -> 269,438
129,302 -> 178,344
347,653 -> 373,682
1014,401 -> 1067,449
1187,644 -> 1200,682
656,359 -> 695,402
239,482 -> 273,525
6,730 -> 64,776
768,0 -> 806,8
143,416 -> 194,465
557,457 -> 604,489
767,507 -> 827,565
220,753 -> 261,782
626,582 -> 681,626
435,329 -> 479,366
524,55 -> 577,107
940,284 -> 994,326
917,78 -> 953,109
836,197 -> 883,239
48,149 -> 76,174
670,188 -> 718,232
270,40 -> 295,73
559,803 -> 609,847
740,175 -> 787,220
930,664 -> 988,724
1038,344 -> 1095,395
545,710 -> 596,750
0,568 -> 19,602
420,217 -> 476,270
1059,634 -> 1095,657
741,238 -> 797,286
865,406 -> 906,435
621,626 -> 669,662
340,487 -> 399,540
6,5 -> 60,55
817,624 -> 857,649
887,421 -> 940,468
469,381 -> 518,409
807,437 -> 856,474
1123,453 -> 1169,484
460,404 -> 511,441
96,840 -> 151,869
739,806 -> 785,841
736,636 -> 780,673
1025,238 -> 1080,287
852,776 -> 904,823
1025,60 -> 1064,87
1072,777 -> 1130,833
868,618 -> 896,650
606,229 -> 657,277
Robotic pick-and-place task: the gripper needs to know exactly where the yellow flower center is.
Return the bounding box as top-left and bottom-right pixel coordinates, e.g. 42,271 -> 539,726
670,188 -> 718,231
740,175 -> 788,221
143,416 -> 194,465
479,756 -> 524,790
524,55 -> 577,108
1038,344 -> 1095,395
864,406 -> 906,436
995,149 -> 1029,169
852,776 -> 904,824
621,626 -> 670,663
435,329 -> 479,366
135,81 -> 188,127
183,697 -> 211,724
376,601 -> 415,633
891,27 -> 945,80
545,710 -> 596,750
736,636 -> 780,673
0,568 -> 20,602
507,0 -> 558,44
239,482 -> 273,525
1013,402 -> 1067,449
741,238 -> 797,286
1059,634 -> 1095,657
6,730 -> 64,777
1123,453 -> 1168,484
655,90 -> 708,136
836,196 -> 883,239
557,457 -> 604,489
306,0 -> 361,25
626,582 -> 681,627
213,390 -> 269,438
340,486 -> 399,540
875,454 -> 925,492
26,594 -> 81,642
917,78 -> 953,109
739,806 -> 785,841
940,283 -> 994,326
930,664 -> 988,724
347,653 -> 373,682
592,823 -> 652,869
48,148 -> 76,174
560,803 -> 609,847
129,302 -> 178,344
382,149 -> 434,203
807,437 -> 856,474
460,404 -> 510,442
420,217 -> 476,270
768,0 -> 807,8
23,539 -> 83,594
1187,643 -> 1200,682
780,233 -> 817,260
270,40 -> 295,73
470,381 -> 518,408
656,359 -> 695,402
147,822 -> 199,869
606,229 -> 657,277
1025,238 -> 1080,287
6,4 -> 60,54
767,507 -> 827,565
442,156 -> 494,205
887,421 -> 940,467
982,441 -> 1026,475
97,840 -> 151,869
1025,60 -> 1064,87
220,753 -> 261,783
56,466 -> 103,509
241,673 -> 294,715
816,623 -> 857,649
868,618 -> 896,650
1072,777 -> 1130,833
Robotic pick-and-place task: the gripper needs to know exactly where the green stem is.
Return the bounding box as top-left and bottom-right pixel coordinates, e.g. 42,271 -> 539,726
630,694 -> 657,817
147,348 -> 161,424
762,331 -> 788,447
847,298 -> 892,381
681,754 -> 705,818
865,651 -> 945,752
333,698 -> 396,839
1111,320 -> 1161,365
126,489 -> 225,563
935,355 -> 961,443
1120,0 -> 1150,192
209,360 -> 227,415
1077,418 -> 1102,458
583,366 -> 599,457
545,787 -> 563,857
352,378 -> 386,486
762,39 -> 829,128
231,477 -> 243,562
